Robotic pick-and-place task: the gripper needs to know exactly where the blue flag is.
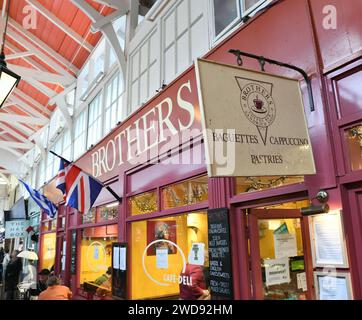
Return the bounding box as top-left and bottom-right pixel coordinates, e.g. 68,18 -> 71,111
19,179 -> 57,218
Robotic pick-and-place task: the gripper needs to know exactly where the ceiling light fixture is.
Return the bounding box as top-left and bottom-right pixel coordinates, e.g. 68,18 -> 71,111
0,0 -> 21,109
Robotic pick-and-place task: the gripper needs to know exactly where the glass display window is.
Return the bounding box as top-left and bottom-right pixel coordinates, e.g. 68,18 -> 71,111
344,124 -> 362,171
129,190 -> 158,216
50,218 -> 57,231
130,211 -> 209,300
235,176 -> 304,194
41,233 -> 56,271
97,202 -> 118,222
79,225 -> 118,297
82,208 -> 96,224
162,176 -> 208,210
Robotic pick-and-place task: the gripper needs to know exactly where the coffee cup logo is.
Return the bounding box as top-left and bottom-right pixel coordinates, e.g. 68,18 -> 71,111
235,77 -> 276,145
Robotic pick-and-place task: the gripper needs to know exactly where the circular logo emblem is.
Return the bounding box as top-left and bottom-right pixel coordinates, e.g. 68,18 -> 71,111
240,83 -> 276,127
142,239 -> 186,286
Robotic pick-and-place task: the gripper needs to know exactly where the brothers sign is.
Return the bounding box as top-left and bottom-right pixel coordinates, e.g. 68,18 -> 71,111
195,59 -> 316,177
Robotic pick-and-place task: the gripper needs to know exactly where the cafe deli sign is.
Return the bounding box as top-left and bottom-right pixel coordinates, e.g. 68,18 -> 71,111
195,59 -> 316,177
81,59 -> 315,181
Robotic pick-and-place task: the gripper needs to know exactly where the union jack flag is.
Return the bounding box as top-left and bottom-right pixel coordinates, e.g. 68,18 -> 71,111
56,159 -> 103,213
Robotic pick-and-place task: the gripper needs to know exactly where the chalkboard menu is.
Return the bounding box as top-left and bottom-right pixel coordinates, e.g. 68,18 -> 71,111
70,230 -> 77,274
208,208 -> 233,299
112,243 -> 127,299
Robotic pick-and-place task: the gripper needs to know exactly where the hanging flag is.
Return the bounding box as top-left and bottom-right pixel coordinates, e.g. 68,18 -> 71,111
56,159 -> 103,213
19,180 -> 57,219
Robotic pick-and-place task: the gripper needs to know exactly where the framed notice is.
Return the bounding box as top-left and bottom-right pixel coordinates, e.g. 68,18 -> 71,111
314,272 -> 353,300
309,211 -> 349,268
112,242 -> 127,299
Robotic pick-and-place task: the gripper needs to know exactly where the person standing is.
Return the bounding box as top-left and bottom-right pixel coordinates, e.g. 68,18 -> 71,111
29,269 -> 50,299
179,263 -> 210,300
4,250 -> 22,300
0,247 -> 4,284
38,275 -> 72,300
1,248 -> 10,283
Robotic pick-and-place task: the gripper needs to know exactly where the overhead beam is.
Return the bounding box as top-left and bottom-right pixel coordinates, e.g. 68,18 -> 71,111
8,95 -> 49,121
55,96 -> 73,131
0,123 -> 34,146
7,25 -> 76,79
91,9 -> 128,32
13,88 -> 51,116
20,75 -> 58,98
0,141 -> 33,150
0,113 -> 49,126
7,122 -> 36,136
8,18 -> 79,74
25,0 -> 94,52
93,0 -> 124,9
6,51 -> 33,60
7,63 -> 74,86
71,0 -> 127,76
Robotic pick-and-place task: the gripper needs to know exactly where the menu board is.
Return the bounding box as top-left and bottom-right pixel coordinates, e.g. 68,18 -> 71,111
70,230 -> 77,275
112,243 -> 127,299
208,208 -> 233,299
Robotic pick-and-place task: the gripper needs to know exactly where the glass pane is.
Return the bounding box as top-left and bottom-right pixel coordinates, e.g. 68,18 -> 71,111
98,202 -> 118,222
82,208 -> 96,224
213,0 -> 238,36
41,232 -> 56,271
129,190 -> 158,216
42,222 -> 49,232
244,0 -> 263,11
131,211 -> 209,299
50,219 -> 57,231
344,124 -> 362,171
80,226 -> 118,297
236,176 -> 304,194
162,176 -> 208,209
258,218 -> 307,300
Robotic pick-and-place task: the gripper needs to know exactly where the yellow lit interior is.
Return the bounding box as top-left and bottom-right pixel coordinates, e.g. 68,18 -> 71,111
131,211 -> 208,300
41,232 -> 56,270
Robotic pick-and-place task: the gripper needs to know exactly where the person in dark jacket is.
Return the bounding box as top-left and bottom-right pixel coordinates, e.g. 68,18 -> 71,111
29,268 -> 50,297
0,247 -> 4,284
4,250 -> 23,300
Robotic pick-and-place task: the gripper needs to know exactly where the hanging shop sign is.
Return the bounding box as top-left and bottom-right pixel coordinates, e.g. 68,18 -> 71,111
207,208 -> 233,299
5,219 -> 29,239
70,230 -> 77,275
195,59 -> 316,177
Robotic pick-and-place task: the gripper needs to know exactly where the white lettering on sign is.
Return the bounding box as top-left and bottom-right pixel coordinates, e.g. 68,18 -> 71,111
91,80 -> 196,178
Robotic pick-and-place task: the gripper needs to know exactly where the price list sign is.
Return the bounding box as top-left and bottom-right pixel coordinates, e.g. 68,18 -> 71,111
207,208 -> 233,299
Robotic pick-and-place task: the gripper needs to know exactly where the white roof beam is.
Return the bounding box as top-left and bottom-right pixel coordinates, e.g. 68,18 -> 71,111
71,0 -> 127,76
93,0 -> 126,10
20,76 -> 58,98
9,95 -> 49,121
25,0 -> 94,53
0,113 -> 48,126
8,18 -> 79,74
0,123 -> 34,146
0,141 -> 33,150
55,96 -> 73,131
6,122 -> 35,136
13,88 -> 51,116
7,27 -> 76,80
91,9 -> 128,32
7,63 -> 74,87
6,51 -> 33,60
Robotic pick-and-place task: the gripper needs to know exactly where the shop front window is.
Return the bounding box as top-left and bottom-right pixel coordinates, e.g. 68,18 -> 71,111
344,124 -> 362,171
80,225 -> 118,298
162,176 -> 208,210
235,176 -> 304,194
41,233 -> 56,271
82,208 -> 96,224
50,219 -> 57,231
98,203 -> 118,222
131,211 -> 209,299
42,222 -> 49,232
129,190 -> 158,216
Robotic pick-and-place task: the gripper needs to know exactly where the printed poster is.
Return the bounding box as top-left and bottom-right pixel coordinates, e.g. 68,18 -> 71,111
119,247 -> 126,271
265,257 -> 291,286
274,233 -> 297,258
156,248 -> 168,269
113,247 -> 120,270
188,243 -> 205,265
